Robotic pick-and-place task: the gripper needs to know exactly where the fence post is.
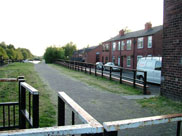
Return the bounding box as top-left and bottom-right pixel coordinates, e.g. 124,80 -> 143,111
102,66 -> 104,78
19,81 -> 26,129
133,70 -> 136,88
95,65 -> 97,76
32,94 -> 39,128
89,64 -> 91,75
109,67 -> 112,80
58,96 -> 65,126
85,63 -> 87,73
120,68 -> 122,84
177,121 -> 181,136
143,71 -> 147,95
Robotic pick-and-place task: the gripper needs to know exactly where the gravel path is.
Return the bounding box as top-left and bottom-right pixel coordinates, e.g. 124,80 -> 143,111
34,62 -> 176,136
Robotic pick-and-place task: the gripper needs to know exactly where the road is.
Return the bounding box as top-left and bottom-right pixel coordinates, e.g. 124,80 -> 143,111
89,68 -> 160,95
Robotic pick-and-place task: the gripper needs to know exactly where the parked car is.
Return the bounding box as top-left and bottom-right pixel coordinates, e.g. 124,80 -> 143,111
136,57 -> 162,84
96,62 -> 103,70
104,62 -> 120,71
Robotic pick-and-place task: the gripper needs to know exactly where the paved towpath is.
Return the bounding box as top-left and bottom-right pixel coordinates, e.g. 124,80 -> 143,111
34,62 -> 176,136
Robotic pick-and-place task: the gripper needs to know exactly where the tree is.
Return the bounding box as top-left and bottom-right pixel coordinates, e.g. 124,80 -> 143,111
6,48 -> 16,60
44,46 -> 65,63
15,49 -> 23,60
62,42 -> 77,59
0,47 -> 9,60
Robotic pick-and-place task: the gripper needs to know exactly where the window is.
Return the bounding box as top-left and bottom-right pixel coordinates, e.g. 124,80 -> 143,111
112,42 -> 116,51
121,41 -> 125,50
137,37 -> 144,49
137,55 -> 143,62
155,61 -> 161,70
112,56 -> 115,63
148,36 -> 152,48
127,56 -> 131,67
127,40 -> 131,50
118,41 -> 121,50
105,44 -> 109,51
105,56 -> 108,63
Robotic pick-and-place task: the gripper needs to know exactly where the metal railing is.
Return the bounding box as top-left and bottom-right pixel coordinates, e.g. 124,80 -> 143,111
0,77 -> 39,130
103,114 -> 182,136
19,81 -> 39,129
55,59 -> 148,94
0,102 -> 19,130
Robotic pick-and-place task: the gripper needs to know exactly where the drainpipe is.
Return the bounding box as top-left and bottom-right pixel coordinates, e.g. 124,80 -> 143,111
133,38 -> 136,69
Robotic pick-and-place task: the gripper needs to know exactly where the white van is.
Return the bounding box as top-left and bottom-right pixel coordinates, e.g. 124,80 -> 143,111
136,57 -> 162,84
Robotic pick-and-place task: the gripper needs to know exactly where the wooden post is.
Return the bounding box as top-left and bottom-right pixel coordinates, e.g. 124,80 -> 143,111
102,66 -> 104,78
133,71 -> 136,88
58,96 -> 65,126
95,65 -> 97,76
120,68 -> 122,84
109,67 -> 112,80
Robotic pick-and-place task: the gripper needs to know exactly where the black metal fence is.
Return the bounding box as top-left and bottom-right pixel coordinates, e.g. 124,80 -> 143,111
55,59 -> 148,94
0,77 -> 39,130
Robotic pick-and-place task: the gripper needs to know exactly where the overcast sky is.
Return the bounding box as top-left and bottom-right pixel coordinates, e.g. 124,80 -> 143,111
0,0 -> 163,56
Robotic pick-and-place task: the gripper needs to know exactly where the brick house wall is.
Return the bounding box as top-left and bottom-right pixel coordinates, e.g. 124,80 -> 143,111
101,24 -> 163,69
161,0 -> 182,101
85,45 -> 102,64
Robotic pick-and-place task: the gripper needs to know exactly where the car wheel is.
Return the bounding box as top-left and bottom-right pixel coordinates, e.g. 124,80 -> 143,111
139,76 -> 144,81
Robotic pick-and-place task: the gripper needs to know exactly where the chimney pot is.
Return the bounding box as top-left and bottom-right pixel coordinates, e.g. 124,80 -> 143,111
145,22 -> 152,30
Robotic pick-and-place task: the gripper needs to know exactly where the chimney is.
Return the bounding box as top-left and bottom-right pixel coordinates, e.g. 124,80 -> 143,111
145,22 -> 152,30
119,29 -> 125,36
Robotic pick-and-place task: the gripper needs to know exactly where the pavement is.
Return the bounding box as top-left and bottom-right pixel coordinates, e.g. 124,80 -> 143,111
34,62 -> 176,136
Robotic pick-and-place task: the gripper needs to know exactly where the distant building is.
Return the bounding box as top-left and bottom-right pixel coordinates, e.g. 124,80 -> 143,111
71,45 -> 102,63
102,22 -> 163,69
71,22 -> 163,69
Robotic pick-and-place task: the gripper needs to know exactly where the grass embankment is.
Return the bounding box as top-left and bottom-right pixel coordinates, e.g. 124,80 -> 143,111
138,96 -> 182,114
50,64 -> 142,95
51,64 -> 182,115
0,63 -> 56,127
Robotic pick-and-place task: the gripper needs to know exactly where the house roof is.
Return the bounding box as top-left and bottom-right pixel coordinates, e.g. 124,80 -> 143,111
104,25 -> 163,43
73,45 -> 99,54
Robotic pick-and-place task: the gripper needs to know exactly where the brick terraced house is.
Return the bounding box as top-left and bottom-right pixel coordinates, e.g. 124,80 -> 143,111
72,22 -> 163,69
102,22 -> 163,69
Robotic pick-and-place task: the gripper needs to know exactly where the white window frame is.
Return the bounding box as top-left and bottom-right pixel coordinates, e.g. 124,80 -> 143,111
127,56 -> 131,67
112,42 -> 116,51
121,41 -> 125,50
126,40 -> 131,50
118,41 -> 121,50
148,36 -> 152,48
137,37 -> 144,49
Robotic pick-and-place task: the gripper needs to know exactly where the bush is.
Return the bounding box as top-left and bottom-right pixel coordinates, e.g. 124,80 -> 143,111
44,46 -> 64,63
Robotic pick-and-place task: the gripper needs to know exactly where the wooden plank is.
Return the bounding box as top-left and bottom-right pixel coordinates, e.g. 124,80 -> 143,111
103,114 -> 182,131
20,82 -> 39,95
58,92 -> 103,132
0,124 -> 99,136
0,78 -> 17,82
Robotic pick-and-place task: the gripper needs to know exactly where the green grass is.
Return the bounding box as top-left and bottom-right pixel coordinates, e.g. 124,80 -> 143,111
0,63 -> 56,127
137,96 -> 182,115
49,64 -> 142,95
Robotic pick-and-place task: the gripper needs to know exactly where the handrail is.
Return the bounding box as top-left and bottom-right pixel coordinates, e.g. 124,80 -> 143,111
20,82 -> 39,95
58,92 -> 102,128
103,114 -> 182,136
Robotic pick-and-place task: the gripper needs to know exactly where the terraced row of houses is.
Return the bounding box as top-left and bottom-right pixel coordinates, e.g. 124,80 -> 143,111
72,22 -> 163,69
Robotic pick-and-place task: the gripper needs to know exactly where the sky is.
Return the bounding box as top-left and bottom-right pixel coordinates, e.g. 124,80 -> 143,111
0,0 -> 163,56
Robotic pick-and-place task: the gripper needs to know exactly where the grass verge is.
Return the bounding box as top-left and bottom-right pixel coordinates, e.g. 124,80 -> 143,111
49,64 -> 142,95
137,96 -> 182,114
0,63 -> 56,127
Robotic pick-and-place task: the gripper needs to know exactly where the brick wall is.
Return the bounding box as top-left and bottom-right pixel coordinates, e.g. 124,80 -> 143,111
161,0 -> 182,101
